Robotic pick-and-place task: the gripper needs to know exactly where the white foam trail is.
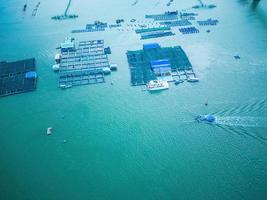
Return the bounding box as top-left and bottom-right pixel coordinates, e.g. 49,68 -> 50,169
215,116 -> 267,128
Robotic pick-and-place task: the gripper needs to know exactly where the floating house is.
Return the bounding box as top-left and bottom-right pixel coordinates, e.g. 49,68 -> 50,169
0,58 -> 37,97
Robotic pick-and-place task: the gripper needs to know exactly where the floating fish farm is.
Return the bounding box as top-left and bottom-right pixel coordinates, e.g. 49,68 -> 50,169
54,38 -> 115,88
0,58 -> 37,97
197,19 -> 219,26
179,12 -> 198,20
140,31 -> 175,40
126,43 -> 196,86
179,27 -> 200,34
135,27 -> 171,34
159,20 -> 192,27
135,27 -> 175,40
72,21 -> 108,33
145,11 -> 179,21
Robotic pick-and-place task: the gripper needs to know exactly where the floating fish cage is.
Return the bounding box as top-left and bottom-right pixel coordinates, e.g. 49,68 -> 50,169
109,24 -> 122,28
180,12 -> 198,17
51,14 -> 78,20
126,44 -> 194,86
140,31 -> 175,40
59,68 -> 105,87
197,19 -> 219,26
145,11 -> 179,21
56,39 -> 114,88
135,27 -> 171,34
179,27 -> 200,34
72,21 -> 108,33
0,58 -> 37,97
159,20 -> 192,27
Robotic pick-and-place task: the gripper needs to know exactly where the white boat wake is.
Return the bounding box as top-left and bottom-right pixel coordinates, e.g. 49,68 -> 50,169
215,116 -> 267,128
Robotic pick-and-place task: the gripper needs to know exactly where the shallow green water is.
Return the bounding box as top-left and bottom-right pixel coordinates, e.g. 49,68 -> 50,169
0,0 -> 267,199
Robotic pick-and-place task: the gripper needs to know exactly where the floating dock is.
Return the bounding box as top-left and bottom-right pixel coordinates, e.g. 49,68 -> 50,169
126,43 -> 194,86
0,58 -> 37,97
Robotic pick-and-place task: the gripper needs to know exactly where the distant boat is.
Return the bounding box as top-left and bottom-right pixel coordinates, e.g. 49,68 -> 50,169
55,53 -> 61,63
47,127 -> 53,135
109,64 -> 118,71
23,4 -> 27,11
102,67 -> 111,75
187,77 -> 199,82
52,64 -> 60,71
195,115 -> 216,123
59,84 -> 72,89
146,80 -> 169,91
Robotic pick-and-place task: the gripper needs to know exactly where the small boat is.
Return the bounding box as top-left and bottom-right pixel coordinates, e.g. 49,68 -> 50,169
52,64 -> 60,71
55,53 -> 61,63
102,67 -> 111,75
187,77 -> 199,82
195,115 -> 216,123
109,64 -> 118,71
23,4 -> 27,11
174,80 -> 184,85
59,84 -> 72,89
146,80 -> 169,91
47,127 -> 53,135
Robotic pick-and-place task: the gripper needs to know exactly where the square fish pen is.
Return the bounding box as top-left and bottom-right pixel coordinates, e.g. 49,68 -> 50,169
0,58 -> 37,97
58,40 -> 110,87
126,43 -> 195,86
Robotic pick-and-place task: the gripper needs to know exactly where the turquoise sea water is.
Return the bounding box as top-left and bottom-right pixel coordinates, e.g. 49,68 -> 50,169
0,0 -> 267,199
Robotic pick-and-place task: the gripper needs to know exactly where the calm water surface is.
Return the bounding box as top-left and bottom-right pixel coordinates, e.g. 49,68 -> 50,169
0,0 -> 267,199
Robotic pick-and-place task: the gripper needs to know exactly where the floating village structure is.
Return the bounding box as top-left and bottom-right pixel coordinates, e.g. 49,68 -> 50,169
0,58 -> 37,97
53,38 -> 116,89
126,43 -> 197,86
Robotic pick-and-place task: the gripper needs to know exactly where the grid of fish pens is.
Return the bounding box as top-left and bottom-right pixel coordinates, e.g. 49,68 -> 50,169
0,58 -> 37,97
58,40 -> 109,87
126,45 -> 194,86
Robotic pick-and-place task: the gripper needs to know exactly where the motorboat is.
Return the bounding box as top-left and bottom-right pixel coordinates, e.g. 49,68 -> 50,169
195,115 -> 216,123
55,53 -> 61,63
146,80 -> 169,91
52,64 -> 60,71
109,64 -> 118,71
47,127 -> 53,135
102,67 -> 111,75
